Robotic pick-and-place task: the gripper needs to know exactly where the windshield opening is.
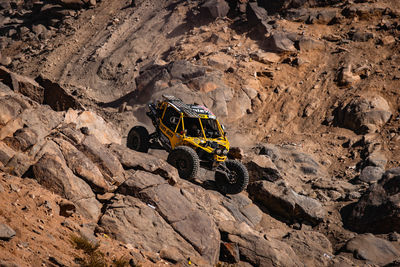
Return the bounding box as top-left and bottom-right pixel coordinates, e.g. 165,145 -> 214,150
184,118 -> 202,137
201,119 -> 221,138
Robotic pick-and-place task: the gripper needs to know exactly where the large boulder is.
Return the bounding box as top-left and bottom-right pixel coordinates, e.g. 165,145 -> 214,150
344,234 -> 400,266
336,95 -> 392,134
32,142 -> 101,221
98,194 -> 203,265
219,221 -> 303,267
248,180 -> 326,226
343,168 -> 400,233
246,2 -> 272,34
201,0 -> 230,19
78,135 -> 125,186
264,33 -> 297,52
117,171 -> 220,264
140,184 -> 220,264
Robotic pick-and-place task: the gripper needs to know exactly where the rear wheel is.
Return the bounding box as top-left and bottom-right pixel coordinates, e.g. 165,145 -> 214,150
215,160 -> 249,194
167,146 -> 199,180
127,126 -> 149,153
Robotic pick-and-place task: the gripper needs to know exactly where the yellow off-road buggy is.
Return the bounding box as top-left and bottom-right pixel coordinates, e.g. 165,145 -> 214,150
127,95 -> 249,194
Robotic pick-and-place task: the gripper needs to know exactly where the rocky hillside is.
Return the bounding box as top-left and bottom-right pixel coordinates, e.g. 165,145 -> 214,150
1,0 -> 400,266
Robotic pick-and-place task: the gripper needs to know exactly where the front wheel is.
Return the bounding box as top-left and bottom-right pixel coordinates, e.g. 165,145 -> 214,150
167,146 -> 199,180
127,126 -> 149,153
215,160 -> 249,194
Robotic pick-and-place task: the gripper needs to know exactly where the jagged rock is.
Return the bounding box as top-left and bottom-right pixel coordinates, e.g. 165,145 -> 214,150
367,151 -> 387,168
336,95 -> 392,134
246,2 -> 272,34
99,195 -> 205,264
201,0 -> 230,19
0,223 -> 16,241
0,66 -> 44,103
32,145 -> 101,221
35,74 -> 83,111
343,168 -> 400,233
109,143 -> 179,185
248,180 -> 326,226
358,166 -> 384,184
64,110 -> 121,145
345,234 -> 400,266
54,138 -> 114,193
283,230 -> 333,266
264,33 -> 297,52
79,135 -> 125,186
245,154 -> 281,182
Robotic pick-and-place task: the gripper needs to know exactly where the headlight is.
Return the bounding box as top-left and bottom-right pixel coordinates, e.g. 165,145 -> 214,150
215,148 -> 222,155
222,148 -> 228,155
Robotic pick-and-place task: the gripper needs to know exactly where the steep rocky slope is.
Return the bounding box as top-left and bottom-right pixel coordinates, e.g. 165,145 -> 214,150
1,0 -> 400,266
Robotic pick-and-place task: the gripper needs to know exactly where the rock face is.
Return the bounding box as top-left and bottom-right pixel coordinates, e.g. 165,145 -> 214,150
248,180 -> 326,226
343,168 -> 400,233
336,95 -> 392,134
345,234 -> 400,266
132,60 -> 244,119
